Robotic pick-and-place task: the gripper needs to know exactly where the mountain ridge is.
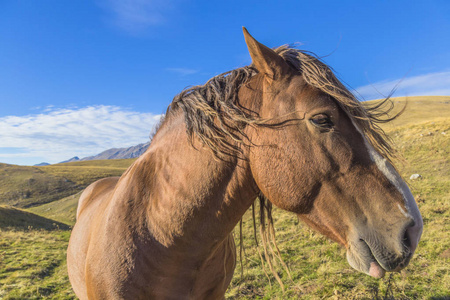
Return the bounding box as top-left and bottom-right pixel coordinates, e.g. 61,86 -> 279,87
59,142 -> 150,164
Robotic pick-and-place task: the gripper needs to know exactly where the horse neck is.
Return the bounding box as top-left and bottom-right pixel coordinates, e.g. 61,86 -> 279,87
136,112 -> 259,252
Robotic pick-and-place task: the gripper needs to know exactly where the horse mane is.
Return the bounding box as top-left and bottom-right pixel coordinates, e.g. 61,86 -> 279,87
167,65 -> 259,158
166,45 -> 397,161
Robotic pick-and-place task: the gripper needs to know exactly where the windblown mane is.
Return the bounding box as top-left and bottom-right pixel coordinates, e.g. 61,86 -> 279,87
168,65 -> 259,158
167,45 -> 397,161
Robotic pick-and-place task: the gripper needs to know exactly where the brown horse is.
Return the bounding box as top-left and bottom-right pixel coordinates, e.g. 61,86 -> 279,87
67,28 -> 423,299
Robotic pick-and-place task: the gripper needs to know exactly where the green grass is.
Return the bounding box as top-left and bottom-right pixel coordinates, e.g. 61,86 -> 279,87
0,96 -> 449,299
0,229 -> 75,300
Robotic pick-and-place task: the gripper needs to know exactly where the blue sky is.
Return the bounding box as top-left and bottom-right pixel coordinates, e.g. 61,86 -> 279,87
1,0 -> 449,165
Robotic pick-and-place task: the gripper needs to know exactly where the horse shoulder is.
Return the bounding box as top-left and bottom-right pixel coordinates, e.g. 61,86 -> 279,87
76,176 -> 120,219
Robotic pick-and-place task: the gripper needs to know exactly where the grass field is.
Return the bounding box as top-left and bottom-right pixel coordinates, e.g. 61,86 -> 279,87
0,229 -> 74,300
0,96 -> 449,299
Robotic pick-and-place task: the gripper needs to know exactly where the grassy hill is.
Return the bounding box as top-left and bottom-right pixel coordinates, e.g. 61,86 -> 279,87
374,96 -> 450,129
36,159 -> 136,187
0,159 -> 135,208
0,96 -> 449,299
28,192 -> 81,226
0,164 -> 79,208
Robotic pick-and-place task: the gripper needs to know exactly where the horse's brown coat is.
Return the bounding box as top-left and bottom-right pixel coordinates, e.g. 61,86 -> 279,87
67,28 -> 422,299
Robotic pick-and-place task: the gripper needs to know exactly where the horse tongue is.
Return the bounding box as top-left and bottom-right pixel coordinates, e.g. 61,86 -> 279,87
369,261 -> 386,278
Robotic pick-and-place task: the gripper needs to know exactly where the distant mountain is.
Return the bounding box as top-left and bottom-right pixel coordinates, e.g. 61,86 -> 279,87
59,142 -> 150,164
34,162 -> 50,166
80,142 -> 150,161
59,156 -> 80,164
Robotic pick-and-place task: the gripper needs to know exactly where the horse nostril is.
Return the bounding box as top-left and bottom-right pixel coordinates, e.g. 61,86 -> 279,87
402,227 -> 412,253
403,220 -> 419,256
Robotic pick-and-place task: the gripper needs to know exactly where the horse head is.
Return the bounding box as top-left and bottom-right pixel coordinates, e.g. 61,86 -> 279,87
241,28 -> 423,278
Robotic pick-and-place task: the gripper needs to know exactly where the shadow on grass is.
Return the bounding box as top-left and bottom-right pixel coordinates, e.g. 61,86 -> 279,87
0,205 -> 70,230
369,274 -> 407,300
368,273 -> 450,300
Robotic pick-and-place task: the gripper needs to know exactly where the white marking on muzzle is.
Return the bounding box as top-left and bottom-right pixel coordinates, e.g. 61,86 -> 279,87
350,120 -> 423,246
397,203 -> 409,218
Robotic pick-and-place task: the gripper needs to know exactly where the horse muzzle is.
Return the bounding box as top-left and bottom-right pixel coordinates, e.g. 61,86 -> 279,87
346,219 -> 421,278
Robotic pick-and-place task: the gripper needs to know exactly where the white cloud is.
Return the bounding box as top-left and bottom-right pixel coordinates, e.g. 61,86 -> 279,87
98,0 -> 175,34
355,71 -> 450,100
0,106 -> 162,165
166,67 -> 199,76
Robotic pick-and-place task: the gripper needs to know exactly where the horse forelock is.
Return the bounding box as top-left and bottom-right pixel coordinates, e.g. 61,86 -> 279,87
160,45 -> 397,163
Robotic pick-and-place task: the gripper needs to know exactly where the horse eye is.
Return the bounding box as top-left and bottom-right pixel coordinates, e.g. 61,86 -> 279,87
310,114 -> 333,129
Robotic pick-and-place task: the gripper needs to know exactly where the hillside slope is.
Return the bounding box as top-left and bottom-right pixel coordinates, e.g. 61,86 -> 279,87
37,159 -> 135,187
366,95 -> 450,129
0,205 -> 70,230
0,159 -> 135,208
0,164 -> 79,208
28,192 -> 82,226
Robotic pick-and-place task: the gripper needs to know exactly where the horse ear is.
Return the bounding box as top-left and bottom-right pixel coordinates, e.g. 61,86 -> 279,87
242,27 -> 291,83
